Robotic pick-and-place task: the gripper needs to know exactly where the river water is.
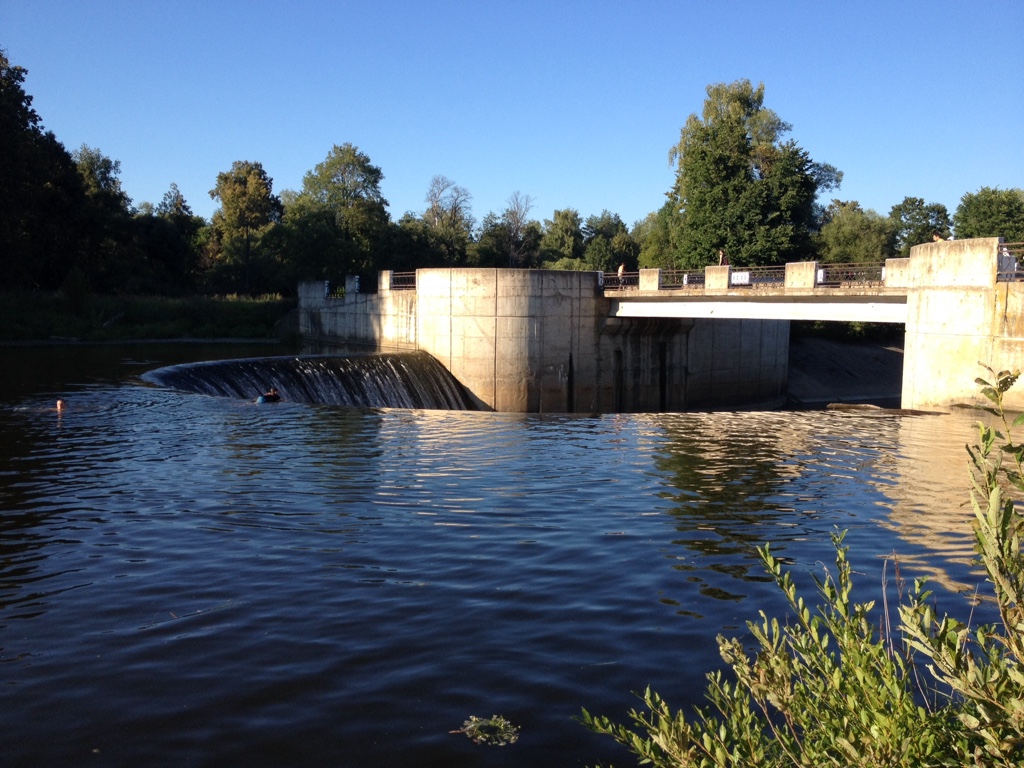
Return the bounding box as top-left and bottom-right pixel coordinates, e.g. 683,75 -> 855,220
0,343 -> 999,767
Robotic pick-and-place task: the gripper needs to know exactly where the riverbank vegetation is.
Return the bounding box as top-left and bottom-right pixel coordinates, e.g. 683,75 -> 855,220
4,50 -> 1024,302
0,290 -> 295,342
582,366 -> 1024,767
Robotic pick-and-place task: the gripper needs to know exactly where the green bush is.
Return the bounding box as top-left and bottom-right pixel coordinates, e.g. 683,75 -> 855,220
0,292 -> 295,341
582,365 -> 1024,767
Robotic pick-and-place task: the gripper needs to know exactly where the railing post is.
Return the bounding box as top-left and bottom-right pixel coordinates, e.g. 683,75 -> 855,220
639,268 -> 661,291
380,271 -> 393,291
706,265 -> 730,290
785,261 -> 818,289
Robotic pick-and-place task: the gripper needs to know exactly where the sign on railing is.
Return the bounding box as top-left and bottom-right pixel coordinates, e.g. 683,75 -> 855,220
729,266 -> 785,287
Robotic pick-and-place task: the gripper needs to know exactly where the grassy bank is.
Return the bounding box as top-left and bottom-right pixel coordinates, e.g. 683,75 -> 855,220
0,291 -> 297,342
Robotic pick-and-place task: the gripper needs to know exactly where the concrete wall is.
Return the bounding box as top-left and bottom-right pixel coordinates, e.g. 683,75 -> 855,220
299,268 -> 790,413
902,238 -> 1024,410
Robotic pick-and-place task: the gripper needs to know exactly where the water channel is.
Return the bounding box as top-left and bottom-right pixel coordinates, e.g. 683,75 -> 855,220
0,342 -> 999,766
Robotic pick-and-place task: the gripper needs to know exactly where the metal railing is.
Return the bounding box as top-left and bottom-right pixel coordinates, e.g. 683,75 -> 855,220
816,262 -> 885,286
604,272 -> 639,290
391,272 -> 417,290
660,269 -> 705,289
326,283 -> 346,299
998,243 -> 1024,282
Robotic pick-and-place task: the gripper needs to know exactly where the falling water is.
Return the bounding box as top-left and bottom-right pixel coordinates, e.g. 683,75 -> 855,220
143,351 -> 476,410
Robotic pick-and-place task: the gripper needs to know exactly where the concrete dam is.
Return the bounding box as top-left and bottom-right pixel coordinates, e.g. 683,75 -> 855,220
298,237 -> 1024,414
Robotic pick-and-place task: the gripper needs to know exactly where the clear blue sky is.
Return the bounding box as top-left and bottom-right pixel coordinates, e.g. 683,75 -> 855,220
3,0 -> 1021,230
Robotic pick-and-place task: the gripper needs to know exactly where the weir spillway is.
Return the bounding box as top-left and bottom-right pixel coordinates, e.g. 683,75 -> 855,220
143,351 -> 476,410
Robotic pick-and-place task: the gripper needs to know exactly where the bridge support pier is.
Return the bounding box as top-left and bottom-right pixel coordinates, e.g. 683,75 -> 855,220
902,237 -> 1024,411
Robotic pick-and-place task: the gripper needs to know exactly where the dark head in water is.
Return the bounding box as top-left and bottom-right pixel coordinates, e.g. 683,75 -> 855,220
258,387 -> 281,404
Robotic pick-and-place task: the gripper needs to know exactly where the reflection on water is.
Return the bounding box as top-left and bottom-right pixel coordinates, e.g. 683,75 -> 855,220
0,343 -> 999,767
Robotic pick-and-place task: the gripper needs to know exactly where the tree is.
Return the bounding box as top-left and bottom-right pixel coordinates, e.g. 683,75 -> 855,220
582,210 -> 638,272
815,200 -> 896,263
888,196 -> 951,256
634,204 -> 677,270
0,50 -> 87,290
73,144 -> 132,214
539,208 -> 584,265
288,143 -> 391,278
953,187 -> 1024,242
470,203 -> 541,269
668,79 -> 841,268
209,160 -> 283,294
156,182 -> 192,220
423,175 -> 474,265
501,191 -> 538,268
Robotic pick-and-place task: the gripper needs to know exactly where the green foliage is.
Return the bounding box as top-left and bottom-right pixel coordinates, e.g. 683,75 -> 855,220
953,188 -> 1024,242
816,200 -> 896,263
667,80 -> 841,269
583,210 -> 638,272
635,203 -> 678,270
888,196 -> 952,256
583,365 -> 1024,767
540,208 -> 585,264
208,160 -> 284,295
422,175 -> 474,265
450,715 -> 521,746
471,195 -> 542,268
0,291 -> 294,342
0,50 -> 89,291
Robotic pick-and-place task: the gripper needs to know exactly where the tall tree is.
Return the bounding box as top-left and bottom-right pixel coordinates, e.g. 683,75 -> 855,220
583,210 -> 637,272
73,144 -> 132,214
540,208 -> 584,265
815,200 -> 896,263
634,203 -> 677,269
290,143 -> 391,278
0,50 -> 86,290
209,160 -> 283,294
72,144 -> 141,291
888,196 -> 951,256
423,175 -> 474,265
668,79 -> 841,267
501,191 -> 538,268
953,187 -> 1024,242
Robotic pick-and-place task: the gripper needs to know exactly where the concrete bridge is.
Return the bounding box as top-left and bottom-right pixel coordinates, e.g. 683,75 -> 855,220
298,237 -> 1024,413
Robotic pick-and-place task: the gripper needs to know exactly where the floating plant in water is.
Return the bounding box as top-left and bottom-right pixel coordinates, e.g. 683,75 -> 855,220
450,714 -> 520,746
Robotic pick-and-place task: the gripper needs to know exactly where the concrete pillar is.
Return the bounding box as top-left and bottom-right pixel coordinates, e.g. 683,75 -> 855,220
785,261 -> 817,289
639,269 -> 661,291
884,258 -> 910,288
902,237 -> 1024,410
706,265 -> 730,291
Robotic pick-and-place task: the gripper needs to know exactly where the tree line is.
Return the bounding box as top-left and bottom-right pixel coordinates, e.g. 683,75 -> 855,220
3,51 -> 1023,298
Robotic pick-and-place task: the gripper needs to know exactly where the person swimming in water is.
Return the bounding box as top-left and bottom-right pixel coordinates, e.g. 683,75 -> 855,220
56,399 -> 66,412
257,387 -> 281,403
